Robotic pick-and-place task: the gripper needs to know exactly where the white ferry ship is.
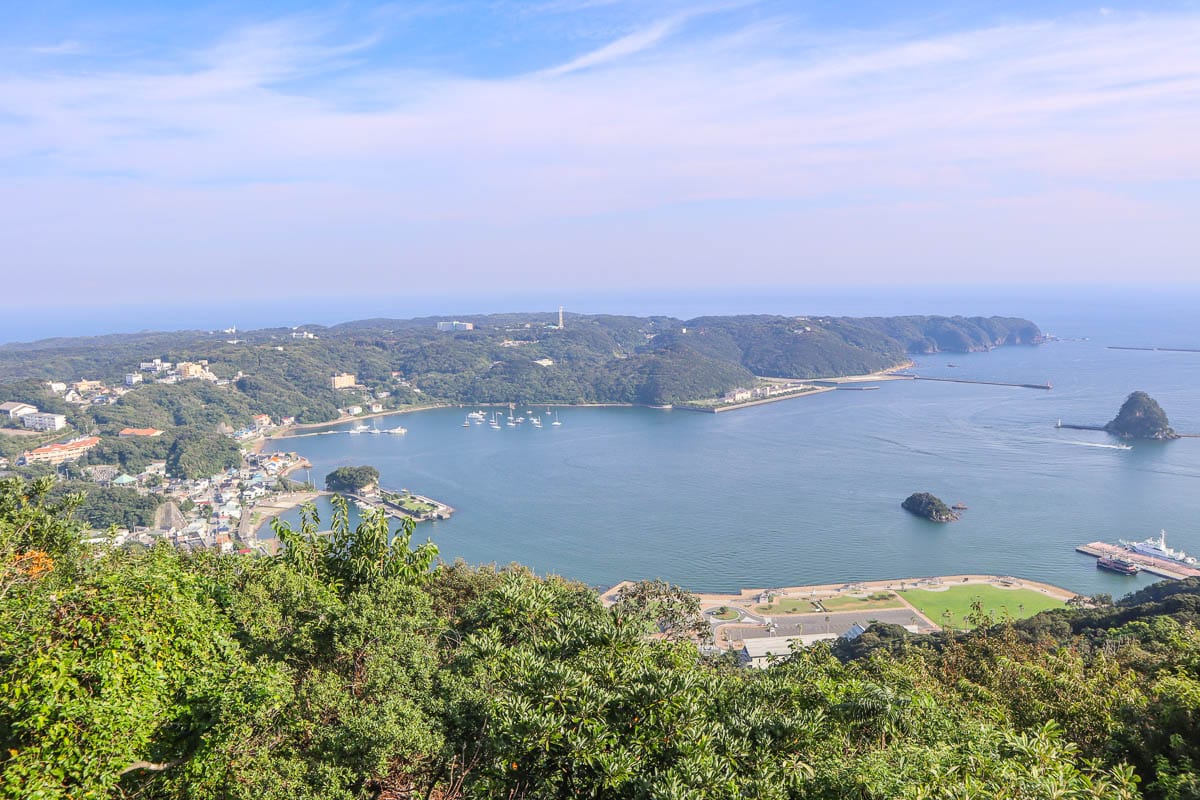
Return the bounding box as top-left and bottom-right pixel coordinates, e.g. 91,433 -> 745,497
1119,530 -> 1197,567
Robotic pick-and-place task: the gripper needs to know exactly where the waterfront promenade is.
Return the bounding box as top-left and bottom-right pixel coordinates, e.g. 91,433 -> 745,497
602,574 -> 1077,650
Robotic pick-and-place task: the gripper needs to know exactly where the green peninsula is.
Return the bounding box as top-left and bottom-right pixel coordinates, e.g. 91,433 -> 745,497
0,313 -> 1043,416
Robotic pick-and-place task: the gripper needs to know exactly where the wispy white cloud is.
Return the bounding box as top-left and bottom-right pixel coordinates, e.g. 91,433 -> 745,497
0,7 -> 1198,300
30,39 -> 85,56
539,15 -> 684,76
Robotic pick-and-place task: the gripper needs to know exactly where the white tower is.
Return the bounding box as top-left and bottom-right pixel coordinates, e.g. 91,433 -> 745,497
558,305 -> 564,329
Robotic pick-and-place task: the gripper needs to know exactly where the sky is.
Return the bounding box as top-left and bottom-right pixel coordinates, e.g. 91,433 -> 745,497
2,0 -> 1199,310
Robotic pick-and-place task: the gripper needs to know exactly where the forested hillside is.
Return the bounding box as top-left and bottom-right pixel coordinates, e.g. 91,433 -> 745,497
3,475 -> 1198,800
0,313 -> 1042,416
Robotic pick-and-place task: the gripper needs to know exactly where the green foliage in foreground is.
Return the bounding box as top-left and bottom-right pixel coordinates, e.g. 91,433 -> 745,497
4,474 -> 1200,798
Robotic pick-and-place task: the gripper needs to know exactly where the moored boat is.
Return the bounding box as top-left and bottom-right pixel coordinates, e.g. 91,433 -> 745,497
1119,530 -> 1197,567
1097,555 -> 1140,575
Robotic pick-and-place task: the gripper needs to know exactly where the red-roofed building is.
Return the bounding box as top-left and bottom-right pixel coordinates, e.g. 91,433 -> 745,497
19,436 -> 101,466
118,427 -> 164,437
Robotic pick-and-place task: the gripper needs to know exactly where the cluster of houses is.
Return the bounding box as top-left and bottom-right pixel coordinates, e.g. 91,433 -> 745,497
132,358 -> 223,385
231,413 -> 288,441
82,450 -> 308,555
721,382 -> 811,404
330,372 -> 412,416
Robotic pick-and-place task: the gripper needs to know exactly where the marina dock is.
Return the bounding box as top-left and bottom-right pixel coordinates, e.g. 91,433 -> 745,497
349,488 -> 454,522
1076,542 -> 1200,580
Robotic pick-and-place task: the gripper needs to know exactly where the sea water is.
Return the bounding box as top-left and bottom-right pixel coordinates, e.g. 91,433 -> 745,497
263,294 -> 1200,595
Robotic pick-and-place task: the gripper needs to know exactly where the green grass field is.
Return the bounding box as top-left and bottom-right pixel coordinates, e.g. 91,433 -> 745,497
820,592 -> 906,612
899,585 -> 1065,629
755,597 -> 819,614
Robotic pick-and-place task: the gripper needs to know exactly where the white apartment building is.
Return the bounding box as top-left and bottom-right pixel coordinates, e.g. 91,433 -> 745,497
22,412 -> 68,431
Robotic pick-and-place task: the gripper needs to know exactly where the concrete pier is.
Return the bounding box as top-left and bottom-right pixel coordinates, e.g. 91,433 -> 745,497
1076,542 -> 1200,580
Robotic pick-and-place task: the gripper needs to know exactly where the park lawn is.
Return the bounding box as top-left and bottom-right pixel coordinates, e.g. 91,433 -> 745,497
820,592 -> 906,612
899,585 -> 1065,629
712,607 -> 739,621
756,597 -> 818,614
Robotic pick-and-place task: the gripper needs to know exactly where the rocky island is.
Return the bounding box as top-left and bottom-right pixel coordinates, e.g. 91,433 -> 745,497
1105,391 -> 1179,440
902,492 -> 959,523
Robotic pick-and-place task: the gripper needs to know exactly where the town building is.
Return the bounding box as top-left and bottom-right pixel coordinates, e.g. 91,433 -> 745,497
22,412 -> 67,431
0,401 -> 37,419
19,436 -> 100,466
346,405 -> 363,415
140,359 -> 172,372
124,373 -> 143,386
72,380 -> 105,394
331,373 -> 357,390
436,320 -> 474,331
46,382 -> 67,393
737,622 -> 917,669
176,362 -> 207,379
251,414 -> 273,430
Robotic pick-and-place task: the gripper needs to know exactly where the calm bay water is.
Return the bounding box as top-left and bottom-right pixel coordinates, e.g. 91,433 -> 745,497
264,311 -> 1200,597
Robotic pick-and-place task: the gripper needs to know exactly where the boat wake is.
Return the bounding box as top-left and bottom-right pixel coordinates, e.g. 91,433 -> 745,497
1061,440 -> 1132,451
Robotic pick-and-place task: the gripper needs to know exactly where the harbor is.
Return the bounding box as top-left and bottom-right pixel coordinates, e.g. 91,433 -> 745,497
1076,540 -> 1200,580
350,487 -> 454,522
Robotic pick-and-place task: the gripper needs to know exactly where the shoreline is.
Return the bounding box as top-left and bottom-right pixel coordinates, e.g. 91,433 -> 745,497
677,361 -> 917,413
601,573 -> 1077,609
246,490 -> 324,537
263,361 -> 921,441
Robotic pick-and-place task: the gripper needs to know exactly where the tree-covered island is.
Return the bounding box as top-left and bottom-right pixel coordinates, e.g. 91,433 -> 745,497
902,491 -> 959,522
1105,391 -> 1179,440
325,465 -> 381,493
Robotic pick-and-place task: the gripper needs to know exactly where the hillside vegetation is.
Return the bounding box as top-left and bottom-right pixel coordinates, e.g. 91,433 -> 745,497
3,476 -> 1200,799
0,314 -> 1042,416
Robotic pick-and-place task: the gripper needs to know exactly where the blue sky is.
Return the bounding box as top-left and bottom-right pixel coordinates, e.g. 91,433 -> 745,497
2,1 -> 1198,307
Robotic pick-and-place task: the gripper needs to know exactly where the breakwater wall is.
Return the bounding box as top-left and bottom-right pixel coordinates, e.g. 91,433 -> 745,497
909,376 -> 1052,390
1109,346 -> 1200,353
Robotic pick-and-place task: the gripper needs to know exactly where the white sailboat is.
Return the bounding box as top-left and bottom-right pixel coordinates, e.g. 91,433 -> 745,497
551,411 -> 562,426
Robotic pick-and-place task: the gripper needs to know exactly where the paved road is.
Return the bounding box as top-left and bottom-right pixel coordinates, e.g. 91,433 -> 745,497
721,608 -> 923,641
